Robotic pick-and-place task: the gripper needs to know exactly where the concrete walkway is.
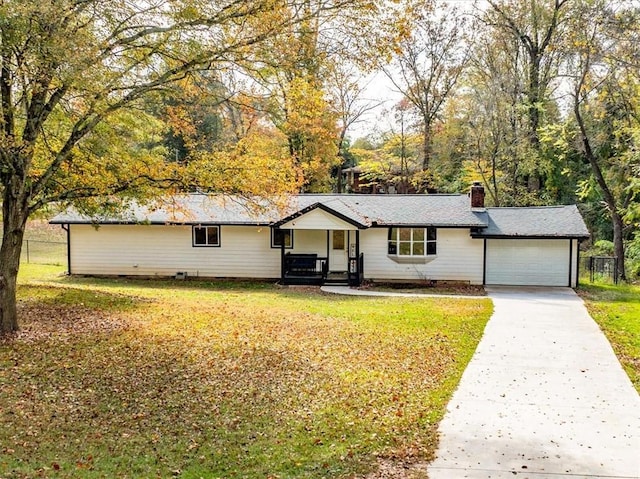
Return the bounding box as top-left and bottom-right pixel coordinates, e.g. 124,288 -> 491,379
427,286 -> 640,479
320,285 -> 486,299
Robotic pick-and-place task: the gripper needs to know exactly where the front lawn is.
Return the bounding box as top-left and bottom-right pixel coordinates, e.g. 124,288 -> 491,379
0,265 -> 492,478
579,283 -> 640,392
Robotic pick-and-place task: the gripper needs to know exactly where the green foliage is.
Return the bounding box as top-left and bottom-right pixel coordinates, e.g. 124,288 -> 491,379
1,266 -> 493,477
626,233 -> 640,279
592,240 -> 615,256
580,283 -> 640,392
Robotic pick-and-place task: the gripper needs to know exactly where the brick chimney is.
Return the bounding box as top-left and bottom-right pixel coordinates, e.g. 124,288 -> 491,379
470,181 -> 485,209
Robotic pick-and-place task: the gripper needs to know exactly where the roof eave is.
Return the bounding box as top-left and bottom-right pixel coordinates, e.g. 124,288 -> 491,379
49,219 -> 272,226
471,233 -> 591,239
371,222 -> 488,228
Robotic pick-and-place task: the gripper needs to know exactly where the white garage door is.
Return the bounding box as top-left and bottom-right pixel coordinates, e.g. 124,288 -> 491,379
486,239 -> 570,286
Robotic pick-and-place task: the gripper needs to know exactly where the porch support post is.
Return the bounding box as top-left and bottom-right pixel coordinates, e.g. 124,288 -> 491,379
326,230 -> 330,267
353,229 -> 362,286
280,230 -> 285,282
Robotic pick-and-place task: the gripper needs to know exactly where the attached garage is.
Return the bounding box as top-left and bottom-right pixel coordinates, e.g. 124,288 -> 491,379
485,238 -> 572,287
474,206 -> 590,288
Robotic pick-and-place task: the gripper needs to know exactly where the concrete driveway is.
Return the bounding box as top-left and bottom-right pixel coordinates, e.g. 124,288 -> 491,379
427,286 -> 640,479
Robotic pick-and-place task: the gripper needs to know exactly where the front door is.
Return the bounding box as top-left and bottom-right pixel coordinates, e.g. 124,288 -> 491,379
329,230 -> 348,272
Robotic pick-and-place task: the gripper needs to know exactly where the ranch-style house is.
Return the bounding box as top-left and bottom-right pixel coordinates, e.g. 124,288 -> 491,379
50,183 -> 590,288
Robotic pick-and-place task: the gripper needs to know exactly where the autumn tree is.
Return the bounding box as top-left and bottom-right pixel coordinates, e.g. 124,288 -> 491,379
384,0 -> 470,177
158,74 -> 234,162
247,0 -> 381,191
564,0 -> 640,281
280,76 -> 339,190
327,63 -> 381,173
456,27 -> 532,205
354,100 -> 423,194
483,0 -> 570,192
0,0 -> 305,334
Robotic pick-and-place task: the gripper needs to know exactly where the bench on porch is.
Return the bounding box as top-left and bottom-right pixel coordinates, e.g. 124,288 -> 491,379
282,253 -> 328,285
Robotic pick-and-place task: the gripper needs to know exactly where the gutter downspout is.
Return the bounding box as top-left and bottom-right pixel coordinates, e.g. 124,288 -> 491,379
61,224 -> 71,275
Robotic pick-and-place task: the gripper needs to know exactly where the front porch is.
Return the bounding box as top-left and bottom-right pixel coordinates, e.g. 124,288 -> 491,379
273,201 -> 367,287
280,250 -> 364,286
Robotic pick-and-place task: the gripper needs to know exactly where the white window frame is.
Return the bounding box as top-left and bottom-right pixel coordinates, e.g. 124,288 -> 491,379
192,225 -> 221,247
388,227 -> 437,257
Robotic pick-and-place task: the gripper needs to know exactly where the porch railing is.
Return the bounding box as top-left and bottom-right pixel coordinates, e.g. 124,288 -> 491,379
282,253 -> 328,284
348,253 -> 364,287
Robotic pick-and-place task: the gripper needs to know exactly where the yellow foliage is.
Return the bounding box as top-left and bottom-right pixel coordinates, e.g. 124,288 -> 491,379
281,77 -> 340,191
185,127 -> 302,199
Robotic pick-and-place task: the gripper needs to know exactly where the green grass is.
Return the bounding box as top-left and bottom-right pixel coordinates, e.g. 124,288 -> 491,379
579,283 -> 640,392
1,220 -> 67,267
1,264 -> 493,478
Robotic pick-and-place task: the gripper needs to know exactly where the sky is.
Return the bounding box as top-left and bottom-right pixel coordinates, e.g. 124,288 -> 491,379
345,0 -> 486,140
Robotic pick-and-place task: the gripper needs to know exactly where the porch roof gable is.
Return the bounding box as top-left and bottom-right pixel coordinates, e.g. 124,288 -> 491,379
273,202 -> 366,230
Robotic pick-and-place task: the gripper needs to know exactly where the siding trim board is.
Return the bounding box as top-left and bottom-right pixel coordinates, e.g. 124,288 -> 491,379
482,238 -> 487,285
576,241 -> 581,287
568,239 -> 573,287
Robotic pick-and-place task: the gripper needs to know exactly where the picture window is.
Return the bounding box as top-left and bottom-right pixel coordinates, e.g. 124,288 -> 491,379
388,227 -> 436,256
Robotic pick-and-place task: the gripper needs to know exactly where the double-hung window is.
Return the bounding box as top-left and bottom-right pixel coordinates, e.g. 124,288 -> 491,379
193,225 -> 220,247
388,227 -> 436,256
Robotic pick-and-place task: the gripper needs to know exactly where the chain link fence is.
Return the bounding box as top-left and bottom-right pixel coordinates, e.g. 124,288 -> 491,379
581,255 -> 618,284
0,237 -> 67,266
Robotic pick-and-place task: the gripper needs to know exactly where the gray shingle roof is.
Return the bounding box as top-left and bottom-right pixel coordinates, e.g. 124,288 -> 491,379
285,194 -> 488,227
474,205 -> 590,238
49,194 -> 590,238
50,194 -> 489,228
50,196 -> 281,225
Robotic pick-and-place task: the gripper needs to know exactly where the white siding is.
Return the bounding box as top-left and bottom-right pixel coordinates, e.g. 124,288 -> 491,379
69,224 -> 281,278
280,209 -> 358,230
290,230 -> 327,256
359,228 -> 484,284
486,238 -> 570,286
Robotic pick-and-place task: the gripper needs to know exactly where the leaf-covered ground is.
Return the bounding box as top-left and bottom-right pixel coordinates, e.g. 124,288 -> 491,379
1,266 -> 492,478
579,283 -> 640,392
358,282 -> 486,296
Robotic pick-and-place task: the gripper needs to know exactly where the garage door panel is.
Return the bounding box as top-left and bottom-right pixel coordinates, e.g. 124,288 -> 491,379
486,239 -> 570,286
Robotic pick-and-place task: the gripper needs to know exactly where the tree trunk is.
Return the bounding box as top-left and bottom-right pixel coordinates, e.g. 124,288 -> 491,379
0,179 -> 28,335
422,122 -> 432,171
574,101 -> 627,281
611,209 -> 626,283
527,54 -> 542,193
527,55 -> 541,151
0,240 -> 23,334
